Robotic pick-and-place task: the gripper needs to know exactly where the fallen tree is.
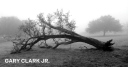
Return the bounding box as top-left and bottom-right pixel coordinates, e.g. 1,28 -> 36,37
11,10 -> 115,54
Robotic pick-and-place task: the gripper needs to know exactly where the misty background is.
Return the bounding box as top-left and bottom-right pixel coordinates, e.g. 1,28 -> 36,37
0,0 -> 128,37
0,1 -> 128,67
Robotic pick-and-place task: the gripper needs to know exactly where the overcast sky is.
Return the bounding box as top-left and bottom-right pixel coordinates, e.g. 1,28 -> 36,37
0,0 -> 128,34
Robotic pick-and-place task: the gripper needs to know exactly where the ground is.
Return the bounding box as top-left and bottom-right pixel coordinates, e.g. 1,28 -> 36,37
0,35 -> 128,67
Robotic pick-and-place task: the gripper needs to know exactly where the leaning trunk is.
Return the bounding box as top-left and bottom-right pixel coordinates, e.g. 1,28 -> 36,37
20,34 -> 114,51
15,18 -> 115,53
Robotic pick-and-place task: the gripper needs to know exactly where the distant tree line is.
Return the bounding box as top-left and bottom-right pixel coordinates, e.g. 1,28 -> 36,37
0,16 -> 22,36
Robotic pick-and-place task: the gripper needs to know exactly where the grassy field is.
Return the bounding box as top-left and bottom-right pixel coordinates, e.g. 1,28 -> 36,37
0,35 -> 128,67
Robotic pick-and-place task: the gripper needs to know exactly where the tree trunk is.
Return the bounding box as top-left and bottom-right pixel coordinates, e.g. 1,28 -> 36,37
21,34 -> 114,51
18,19 -> 115,53
103,30 -> 106,36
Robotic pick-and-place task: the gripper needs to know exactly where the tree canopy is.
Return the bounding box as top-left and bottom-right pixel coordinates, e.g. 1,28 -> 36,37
9,10 -> 114,54
86,15 -> 122,36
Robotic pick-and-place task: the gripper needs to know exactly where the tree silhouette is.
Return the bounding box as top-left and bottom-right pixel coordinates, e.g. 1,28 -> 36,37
86,15 -> 122,36
10,10 -> 115,54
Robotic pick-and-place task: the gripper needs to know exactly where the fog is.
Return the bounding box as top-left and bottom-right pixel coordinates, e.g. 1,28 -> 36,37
0,17 -> 22,36
0,0 -> 128,35
0,1 -> 128,67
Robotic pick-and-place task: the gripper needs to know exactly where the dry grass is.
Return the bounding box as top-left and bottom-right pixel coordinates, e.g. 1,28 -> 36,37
0,48 -> 128,67
0,35 -> 128,67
